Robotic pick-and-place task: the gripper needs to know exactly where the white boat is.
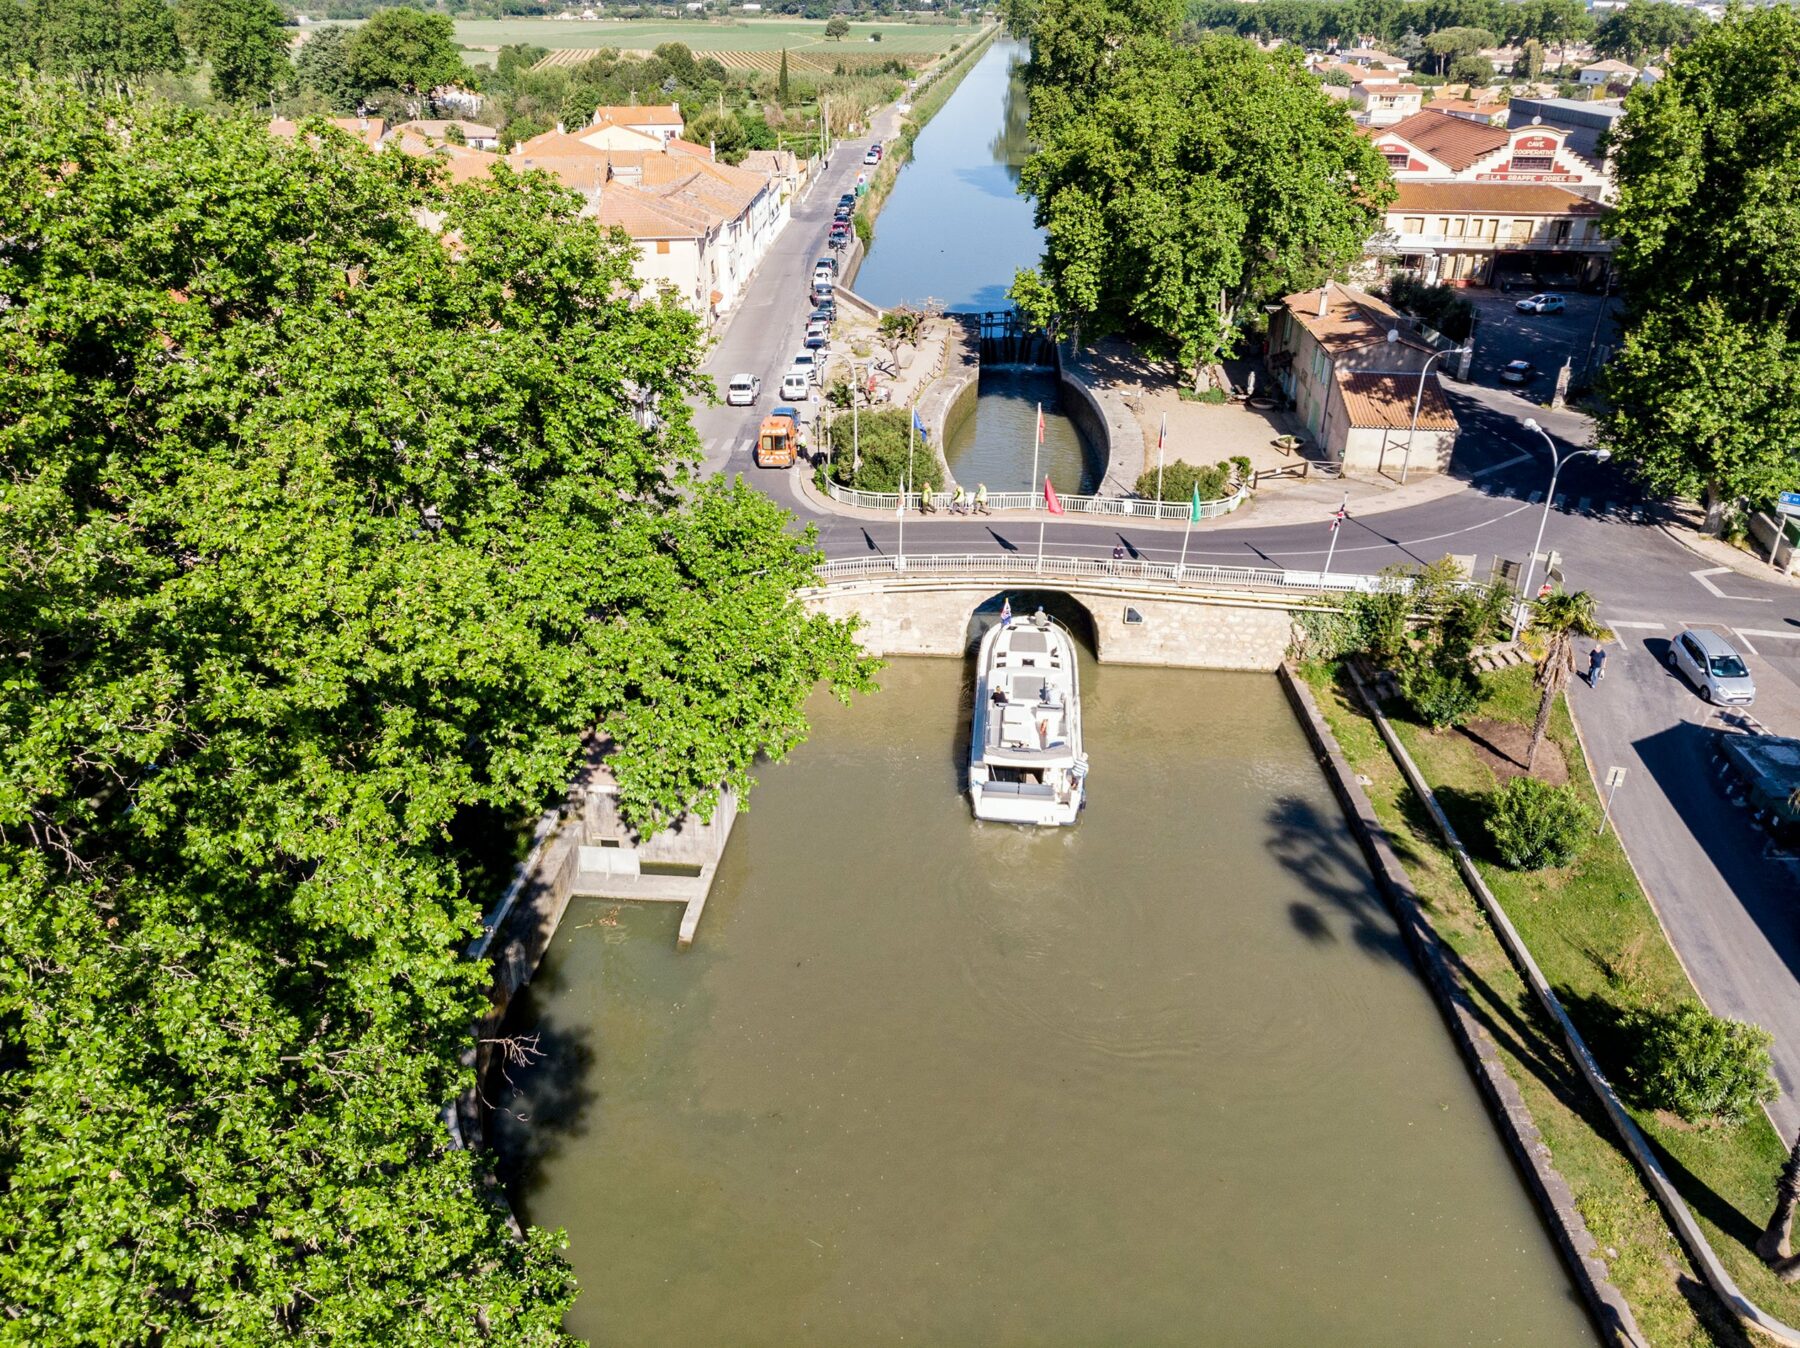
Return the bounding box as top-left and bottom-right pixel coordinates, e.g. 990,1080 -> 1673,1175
968,616 -> 1087,826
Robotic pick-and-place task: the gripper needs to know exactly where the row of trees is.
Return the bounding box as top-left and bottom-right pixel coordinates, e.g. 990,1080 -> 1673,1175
1006,0 -> 1392,392
0,78 -> 875,1340
1600,5 -> 1800,530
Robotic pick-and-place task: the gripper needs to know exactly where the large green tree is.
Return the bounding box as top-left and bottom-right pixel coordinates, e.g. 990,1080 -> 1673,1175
1601,5 -> 1800,519
292,22 -> 357,110
1012,14 -> 1392,389
0,0 -> 181,91
344,7 -> 466,97
0,82 -> 873,1343
177,0 -> 288,102
1592,0 -> 1706,63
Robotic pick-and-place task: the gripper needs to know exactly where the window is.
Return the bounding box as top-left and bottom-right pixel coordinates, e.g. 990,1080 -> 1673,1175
1511,155 -> 1555,173
1401,216 -> 1424,235
1510,218 -> 1533,242
656,240 -> 670,254
1480,217 -> 1499,240
1435,217 -> 1451,236
1552,220 -> 1572,245
1385,151 -> 1410,169
1446,217 -> 1465,238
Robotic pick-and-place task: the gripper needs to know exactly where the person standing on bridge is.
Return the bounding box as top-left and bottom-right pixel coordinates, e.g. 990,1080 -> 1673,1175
975,483 -> 989,515
919,480 -> 935,514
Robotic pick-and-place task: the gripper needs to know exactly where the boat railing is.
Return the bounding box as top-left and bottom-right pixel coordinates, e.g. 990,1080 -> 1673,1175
815,552 -> 1405,596
821,479 -> 1251,521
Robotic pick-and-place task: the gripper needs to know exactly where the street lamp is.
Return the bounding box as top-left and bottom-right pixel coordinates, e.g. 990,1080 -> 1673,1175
1400,344 -> 1472,484
1509,418 -> 1611,640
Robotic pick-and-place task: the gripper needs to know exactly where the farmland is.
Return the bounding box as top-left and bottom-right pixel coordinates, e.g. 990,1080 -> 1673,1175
451,16 -> 981,54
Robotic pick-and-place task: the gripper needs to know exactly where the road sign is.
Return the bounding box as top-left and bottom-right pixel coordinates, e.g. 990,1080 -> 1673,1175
1600,766 -> 1627,836
1605,766 -> 1627,789
1779,491 -> 1800,518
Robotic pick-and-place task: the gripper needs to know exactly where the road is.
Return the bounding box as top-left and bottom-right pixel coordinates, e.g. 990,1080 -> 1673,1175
686,106 -> 1800,1138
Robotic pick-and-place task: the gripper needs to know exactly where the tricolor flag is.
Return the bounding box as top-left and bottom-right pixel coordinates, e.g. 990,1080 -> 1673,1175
1329,501 -> 1348,533
1044,475 -> 1064,515
1158,414 -> 1167,454
1000,597 -> 1013,627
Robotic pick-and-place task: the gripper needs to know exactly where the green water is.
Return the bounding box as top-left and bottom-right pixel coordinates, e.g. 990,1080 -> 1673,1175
495,658 -> 1594,1345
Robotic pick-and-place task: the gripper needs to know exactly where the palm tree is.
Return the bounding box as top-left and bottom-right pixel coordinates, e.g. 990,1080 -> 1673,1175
1525,590 -> 1611,772
1758,1133 -> 1800,1281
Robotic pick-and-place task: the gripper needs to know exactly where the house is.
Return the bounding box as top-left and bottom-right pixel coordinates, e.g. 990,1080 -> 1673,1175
1424,95 -> 1508,127
589,103 -> 686,145
395,119 -> 501,151
1351,81 -> 1423,126
1367,109 -> 1610,196
1384,181 -> 1609,287
269,115 -> 386,150
1579,58 -> 1638,86
1339,47 -> 1410,76
1266,283 -> 1459,474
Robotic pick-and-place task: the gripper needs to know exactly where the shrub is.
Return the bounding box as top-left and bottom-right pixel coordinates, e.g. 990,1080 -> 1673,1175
1401,656 -> 1481,729
1627,1002 -> 1777,1125
1484,776 -> 1593,869
1383,273 -> 1476,342
1347,586 -> 1412,665
1133,458 -> 1231,502
1177,386 -> 1229,404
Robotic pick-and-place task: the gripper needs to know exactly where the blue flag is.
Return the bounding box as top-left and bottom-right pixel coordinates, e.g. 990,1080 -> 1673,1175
912,410 -> 929,441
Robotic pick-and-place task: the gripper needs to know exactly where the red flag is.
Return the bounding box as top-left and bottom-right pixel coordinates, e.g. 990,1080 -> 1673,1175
1044,475 -> 1064,515
1035,404 -> 1045,446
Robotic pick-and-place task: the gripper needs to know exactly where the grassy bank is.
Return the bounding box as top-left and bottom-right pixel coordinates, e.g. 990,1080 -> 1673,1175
853,24 -> 1002,252
1303,660 -> 1795,1346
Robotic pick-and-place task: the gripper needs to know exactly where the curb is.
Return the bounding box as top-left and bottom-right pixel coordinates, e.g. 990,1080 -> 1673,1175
1657,521 -> 1800,590
1279,664 -> 1647,1348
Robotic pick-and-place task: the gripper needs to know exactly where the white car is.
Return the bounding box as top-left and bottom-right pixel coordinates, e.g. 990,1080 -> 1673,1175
780,371 -> 812,402
725,372 -> 760,406
1515,293 -> 1566,315
790,351 -> 819,383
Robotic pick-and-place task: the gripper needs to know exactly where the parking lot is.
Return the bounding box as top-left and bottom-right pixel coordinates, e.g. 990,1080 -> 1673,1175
1464,287 -> 1624,395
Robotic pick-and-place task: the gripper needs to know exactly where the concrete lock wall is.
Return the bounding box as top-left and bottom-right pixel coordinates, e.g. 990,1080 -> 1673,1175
807,583 -> 1297,670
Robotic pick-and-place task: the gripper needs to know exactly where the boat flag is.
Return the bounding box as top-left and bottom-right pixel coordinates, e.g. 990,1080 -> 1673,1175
1000,597 -> 1013,627
913,409 -> 929,442
1044,475 -> 1064,515
1158,414 -> 1167,454
1189,482 -> 1203,523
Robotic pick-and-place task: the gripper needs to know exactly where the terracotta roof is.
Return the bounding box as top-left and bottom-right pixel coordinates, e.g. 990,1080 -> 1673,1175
1282,283 -> 1433,356
514,128 -> 609,159
269,115 -> 386,149
1391,181 -> 1606,215
1335,370 -> 1458,432
1582,59 -> 1638,74
1376,110 -> 1509,170
593,103 -> 683,126
396,119 -> 498,141
1342,47 -> 1406,66
664,137 -> 715,159
591,187 -> 709,240
1357,83 -> 1423,96
390,132 -> 498,183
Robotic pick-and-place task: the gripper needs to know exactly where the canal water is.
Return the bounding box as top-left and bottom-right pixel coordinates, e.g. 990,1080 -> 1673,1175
855,41 -> 1100,493
495,655 -> 1594,1345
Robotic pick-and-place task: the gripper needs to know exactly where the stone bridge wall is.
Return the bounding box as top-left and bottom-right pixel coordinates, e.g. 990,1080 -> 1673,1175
807,578 -> 1302,671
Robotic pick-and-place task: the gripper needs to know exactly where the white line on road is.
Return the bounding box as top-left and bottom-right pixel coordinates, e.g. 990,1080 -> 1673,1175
1690,566 -> 1775,602
1731,627 -> 1800,640
1470,452 -> 1532,479
1608,620 -> 1667,630
1733,630 -> 1761,655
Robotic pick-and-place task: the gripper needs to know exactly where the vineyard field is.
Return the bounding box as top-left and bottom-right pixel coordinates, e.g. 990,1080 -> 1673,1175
452,17 -> 979,54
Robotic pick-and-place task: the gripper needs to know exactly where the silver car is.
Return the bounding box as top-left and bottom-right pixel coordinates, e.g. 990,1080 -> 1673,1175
1668,628 -> 1756,705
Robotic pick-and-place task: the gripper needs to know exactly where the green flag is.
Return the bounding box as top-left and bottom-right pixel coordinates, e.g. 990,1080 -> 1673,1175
1189,483 -> 1203,523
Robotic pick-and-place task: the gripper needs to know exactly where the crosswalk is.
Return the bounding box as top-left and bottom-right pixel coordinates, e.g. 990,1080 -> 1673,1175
1493,482 -> 1649,522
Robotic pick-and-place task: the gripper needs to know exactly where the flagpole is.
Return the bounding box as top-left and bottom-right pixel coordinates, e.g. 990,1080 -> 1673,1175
896,468 -> 906,571
1031,401 -> 1041,512
1323,492 -> 1347,576
1157,412 -> 1166,502
1178,514 -> 1192,580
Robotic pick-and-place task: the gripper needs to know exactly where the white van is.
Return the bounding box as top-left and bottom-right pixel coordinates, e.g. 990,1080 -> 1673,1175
780,371 -> 812,402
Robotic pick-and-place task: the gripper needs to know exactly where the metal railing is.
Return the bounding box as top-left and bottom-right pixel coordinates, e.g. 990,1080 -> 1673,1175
813,551 -> 1402,595
820,478 -> 1251,521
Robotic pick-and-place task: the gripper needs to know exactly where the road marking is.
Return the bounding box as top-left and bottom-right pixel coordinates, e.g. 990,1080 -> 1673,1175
1608,620 -> 1666,630
1733,630 -> 1761,655
1732,627 -> 1800,640
1690,566 -> 1774,602
1471,452 -> 1532,479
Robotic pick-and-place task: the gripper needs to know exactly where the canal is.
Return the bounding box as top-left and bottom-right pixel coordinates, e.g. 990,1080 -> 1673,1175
494,652 -> 1593,1344
855,40 -> 1098,494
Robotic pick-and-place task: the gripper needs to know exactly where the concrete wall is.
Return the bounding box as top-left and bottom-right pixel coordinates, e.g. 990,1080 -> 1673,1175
1341,423 -> 1457,475
809,580 -> 1300,670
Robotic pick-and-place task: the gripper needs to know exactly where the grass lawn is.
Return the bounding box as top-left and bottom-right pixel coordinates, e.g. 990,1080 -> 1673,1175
447,17 -> 982,53
1303,660 -> 1798,1346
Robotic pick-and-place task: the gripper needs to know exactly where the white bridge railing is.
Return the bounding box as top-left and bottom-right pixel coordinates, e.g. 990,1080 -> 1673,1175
813,552 -> 1403,595
820,478 -> 1251,522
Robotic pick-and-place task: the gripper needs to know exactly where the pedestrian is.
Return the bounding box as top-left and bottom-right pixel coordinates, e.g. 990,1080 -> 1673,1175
974,482 -> 990,515
950,485 -> 968,515
1110,543 -> 1126,575
919,480 -> 934,514
1030,605 -> 1049,631
1587,646 -> 1607,687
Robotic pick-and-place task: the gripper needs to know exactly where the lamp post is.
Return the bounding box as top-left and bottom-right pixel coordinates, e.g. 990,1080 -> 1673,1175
1510,418 -> 1611,640
1400,344 -> 1471,484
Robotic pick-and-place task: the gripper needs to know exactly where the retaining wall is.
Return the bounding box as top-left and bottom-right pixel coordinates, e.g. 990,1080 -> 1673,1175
1057,345 -> 1145,497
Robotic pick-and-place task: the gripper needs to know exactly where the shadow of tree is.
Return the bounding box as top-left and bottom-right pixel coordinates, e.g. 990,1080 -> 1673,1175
1265,793 -> 1408,965
487,989 -> 599,1200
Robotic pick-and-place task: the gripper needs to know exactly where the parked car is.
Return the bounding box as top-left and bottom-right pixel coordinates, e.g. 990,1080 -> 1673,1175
1515,293 -> 1566,315
789,351 -> 819,384
780,371 -> 812,402
811,281 -> 835,306
810,300 -> 836,324
816,256 -> 838,276
839,192 -> 855,207
812,268 -> 835,291
1499,360 -> 1536,384
725,372 -> 760,407
863,147 -> 880,166
834,201 -> 853,218
804,321 -> 830,349
1668,628 -> 1756,705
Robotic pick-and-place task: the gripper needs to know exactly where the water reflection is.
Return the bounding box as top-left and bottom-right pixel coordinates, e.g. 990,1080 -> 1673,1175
988,57 -> 1032,186
945,367 -> 1096,494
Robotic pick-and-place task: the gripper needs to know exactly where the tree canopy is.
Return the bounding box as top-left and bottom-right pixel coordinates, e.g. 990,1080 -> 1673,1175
176,0 -> 289,102
1011,0 -> 1392,388
0,0 -> 182,91
1183,0 -> 1594,50
1592,0 -> 1707,63
0,79 -> 873,1342
344,7 -> 468,96
1600,5 -> 1800,514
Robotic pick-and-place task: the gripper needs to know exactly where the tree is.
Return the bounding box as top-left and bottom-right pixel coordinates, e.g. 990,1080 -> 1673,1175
1423,26 -> 1496,74
1449,53 -> 1494,85
293,23 -> 358,110
178,0 -> 288,102
1523,37 -> 1545,80
689,106 -> 748,163
1759,1135 -> 1800,1282
0,0 -> 182,91
1593,0 -> 1705,63
779,46 -> 790,102
0,81 -> 875,1341
1523,590 -> 1610,770
1013,28 -> 1393,390
826,14 -> 850,39
878,306 -> 926,367
345,7 -> 466,97
1601,7 -> 1800,522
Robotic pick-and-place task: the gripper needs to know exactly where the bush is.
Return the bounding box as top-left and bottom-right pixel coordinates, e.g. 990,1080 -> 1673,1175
1382,273 -> 1476,342
823,406 -> 919,492
1133,458 -> 1231,502
1400,656 -> 1481,729
1177,385 -> 1229,404
1627,1002 -> 1777,1125
1484,776 -> 1593,869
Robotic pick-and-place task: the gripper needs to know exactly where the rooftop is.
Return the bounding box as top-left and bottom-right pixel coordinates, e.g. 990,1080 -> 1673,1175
1334,370 -> 1458,432
593,103 -> 683,126
1282,283 -> 1433,356
1391,181 -> 1606,215
1374,110 -> 1508,170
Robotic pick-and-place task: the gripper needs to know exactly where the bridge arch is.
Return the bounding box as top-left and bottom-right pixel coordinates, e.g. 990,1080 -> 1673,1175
962,589 -> 1101,660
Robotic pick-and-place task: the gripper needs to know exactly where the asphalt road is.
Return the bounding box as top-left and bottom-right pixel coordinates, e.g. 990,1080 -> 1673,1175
684,106 -> 1800,1137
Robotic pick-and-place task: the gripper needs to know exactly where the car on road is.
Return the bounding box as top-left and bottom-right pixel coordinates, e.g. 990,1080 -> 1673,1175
789,351 -> 819,384
834,201 -> 853,219
863,147 -> 880,166
810,300 -> 836,324
812,267 -> 835,291
1499,359 -> 1536,384
1668,628 -> 1757,705
816,256 -> 837,275
1515,293 -> 1566,315
725,373 -> 760,406
812,281 -> 835,306
804,321 -> 830,349
780,371 -> 812,402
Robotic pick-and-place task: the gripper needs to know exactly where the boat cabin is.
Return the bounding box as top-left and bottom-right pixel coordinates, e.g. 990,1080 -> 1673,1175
981,627 -> 1074,761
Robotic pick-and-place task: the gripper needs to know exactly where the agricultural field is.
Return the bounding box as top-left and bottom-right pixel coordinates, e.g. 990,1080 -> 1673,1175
451,16 -> 980,56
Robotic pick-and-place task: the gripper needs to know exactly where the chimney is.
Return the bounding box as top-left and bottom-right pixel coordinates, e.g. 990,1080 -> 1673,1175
709,139 -> 716,162
1317,282 -> 1329,319
555,121 -> 565,135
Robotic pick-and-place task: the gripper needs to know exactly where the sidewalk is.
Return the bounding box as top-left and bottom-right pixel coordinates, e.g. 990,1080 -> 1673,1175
1657,502 -> 1800,590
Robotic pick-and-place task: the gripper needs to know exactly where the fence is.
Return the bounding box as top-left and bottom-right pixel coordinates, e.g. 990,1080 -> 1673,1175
813,551 -> 1400,595
820,478 -> 1251,522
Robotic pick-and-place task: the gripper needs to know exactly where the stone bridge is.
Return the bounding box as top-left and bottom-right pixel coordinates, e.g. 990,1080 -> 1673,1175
804,554 -> 1393,670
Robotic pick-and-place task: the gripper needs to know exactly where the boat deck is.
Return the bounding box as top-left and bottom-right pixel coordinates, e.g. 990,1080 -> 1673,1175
980,626 -> 1075,760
